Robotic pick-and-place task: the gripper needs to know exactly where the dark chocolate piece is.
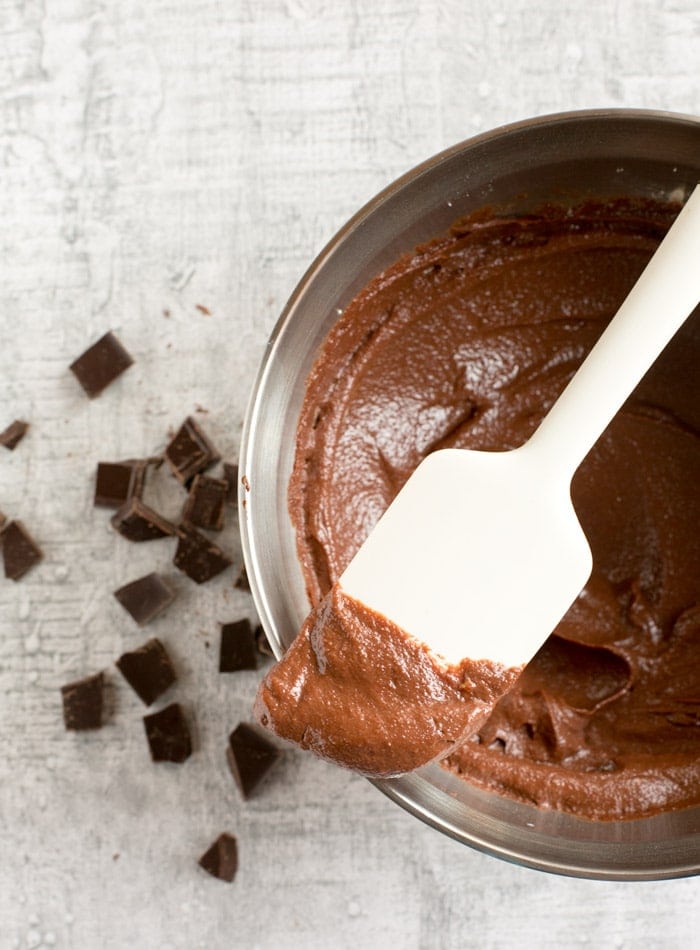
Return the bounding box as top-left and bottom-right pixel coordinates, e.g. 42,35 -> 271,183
173,523 -> 232,584
222,462 -> 239,506
219,619 -> 257,672
113,572 -> 175,625
234,565 -> 250,591
94,460 -> 147,508
111,498 -> 176,542
198,833 -> 238,883
116,638 -> 176,706
165,417 -> 220,484
143,703 -> 192,763
0,419 -> 29,450
2,520 -> 42,580
69,331 -> 133,398
61,672 -> 104,730
254,624 -> 274,658
226,723 -> 280,799
182,474 -> 227,531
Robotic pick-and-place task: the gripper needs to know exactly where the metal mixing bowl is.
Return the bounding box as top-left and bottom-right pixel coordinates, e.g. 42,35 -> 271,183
239,109 -> 700,880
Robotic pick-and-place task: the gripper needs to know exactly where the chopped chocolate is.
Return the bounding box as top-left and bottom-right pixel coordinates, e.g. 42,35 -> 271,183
69,331 -> 133,398
198,833 -> 238,883
143,703 -> 192,763
182,474 -> 227,531
94,460 -> 147,508
165,417 -> 220,484
233,565 -> 250,591
173,523 -> 232,584
226,723 -> 280,799
254,624 -> 274,658
113,572 -> 175,625
222,462 -> 239,506
111,498 -> 176,542
0,419 -> 29,450
219,619 -> 257,672
195,303 -> 212,316
61,672 -> 104,730
2,520 -> 42,580
116,638 -> 176,706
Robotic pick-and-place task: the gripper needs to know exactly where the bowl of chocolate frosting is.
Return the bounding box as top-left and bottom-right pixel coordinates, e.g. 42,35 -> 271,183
240,109 -> 700,880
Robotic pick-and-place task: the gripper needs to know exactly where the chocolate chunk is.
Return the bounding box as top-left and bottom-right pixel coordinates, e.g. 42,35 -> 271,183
182,474 -> 227,531
219,619 -> 257,672
111,498 -> 176,542
2,520 -> 42,580
173,523 -> 232,584
94,460 -> 147,508
113,572 -> 175,625
0,419 -> 29,450
198,833 -> 238,883
222,462 -> 239,506
226,723 -> 280,799
61,672 -> 104,730
234,565 -> 250,591
165,417 -> 220,484
143,703 -> 192,763
69,331 -> 133,398
116,638 -> 176,706
254,624 -> 274,658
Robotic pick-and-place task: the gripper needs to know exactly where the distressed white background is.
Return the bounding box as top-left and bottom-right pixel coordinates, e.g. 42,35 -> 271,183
0,1 -> 698,948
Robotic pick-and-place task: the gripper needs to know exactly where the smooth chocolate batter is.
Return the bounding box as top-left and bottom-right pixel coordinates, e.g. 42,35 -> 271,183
262,198 -> 700,820
255,584 -> 520,776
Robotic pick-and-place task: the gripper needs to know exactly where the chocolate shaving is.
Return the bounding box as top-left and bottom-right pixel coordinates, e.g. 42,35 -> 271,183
111,498 -> 176,542
198,833 -> 238,883
113,572 -> 175,625
182,474 -> 227,531
61,672 -> 104,730
2,520 -> 42,580
173,523 -> 232,584
219,619 -> 257,672
165,417 -> 220,484
69,331 -> 133,398
226,723 -> 280,799
116,638 -> 176,706
0,419 -> 29,450
143,703 -> 192,763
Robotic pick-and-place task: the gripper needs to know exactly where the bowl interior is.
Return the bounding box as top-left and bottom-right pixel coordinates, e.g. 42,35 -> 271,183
240,110 -> 700,880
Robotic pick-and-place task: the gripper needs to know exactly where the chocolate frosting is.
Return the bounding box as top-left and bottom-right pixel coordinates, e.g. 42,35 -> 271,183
277,198 -> 700,820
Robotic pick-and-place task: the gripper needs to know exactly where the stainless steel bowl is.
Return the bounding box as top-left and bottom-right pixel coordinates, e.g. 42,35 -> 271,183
240,109 -> 700,880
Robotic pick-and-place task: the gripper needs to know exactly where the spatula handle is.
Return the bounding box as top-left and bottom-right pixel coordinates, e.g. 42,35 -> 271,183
527,185 -> 700,477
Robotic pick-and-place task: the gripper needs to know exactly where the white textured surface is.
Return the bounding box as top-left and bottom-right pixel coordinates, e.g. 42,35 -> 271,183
0,1 -> 698,947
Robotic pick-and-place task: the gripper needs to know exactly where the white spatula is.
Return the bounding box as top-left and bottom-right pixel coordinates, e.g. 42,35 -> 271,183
340,186 -> 700,669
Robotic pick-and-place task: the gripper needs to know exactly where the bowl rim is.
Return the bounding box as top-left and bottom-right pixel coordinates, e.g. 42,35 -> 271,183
239,108 -> 700,881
